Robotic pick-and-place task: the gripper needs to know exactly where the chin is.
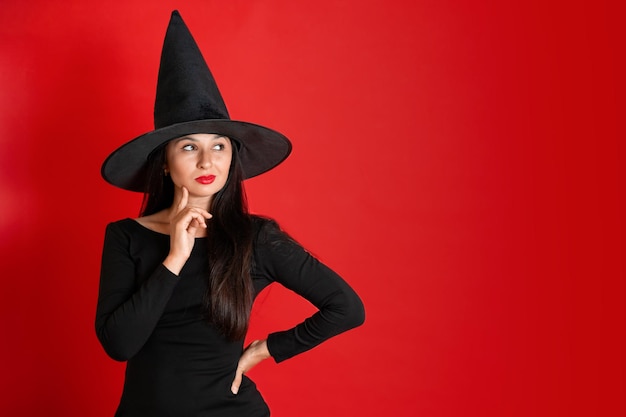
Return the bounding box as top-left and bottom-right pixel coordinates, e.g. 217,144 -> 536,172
191,183 -> 224,196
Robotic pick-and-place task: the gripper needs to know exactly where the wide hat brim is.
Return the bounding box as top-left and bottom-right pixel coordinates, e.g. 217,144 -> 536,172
101,119 -> 291,192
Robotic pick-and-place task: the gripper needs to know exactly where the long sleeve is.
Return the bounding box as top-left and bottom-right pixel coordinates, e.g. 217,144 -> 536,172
253,219 -> 365,363
95,221 -> 180,361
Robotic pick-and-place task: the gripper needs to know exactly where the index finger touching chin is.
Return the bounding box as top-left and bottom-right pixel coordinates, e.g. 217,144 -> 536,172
176,186 -> 189,211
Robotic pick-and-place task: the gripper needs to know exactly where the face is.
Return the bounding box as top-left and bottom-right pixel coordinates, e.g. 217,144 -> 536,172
165,133 -> 233,200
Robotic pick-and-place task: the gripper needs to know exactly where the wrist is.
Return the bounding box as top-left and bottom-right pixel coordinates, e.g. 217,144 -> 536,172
162,254 -> 187,275
252,339 -> 271,360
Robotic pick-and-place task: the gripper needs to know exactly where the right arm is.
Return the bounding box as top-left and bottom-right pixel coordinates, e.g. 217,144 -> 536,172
95,222 -> 180,361
95,187 -> 211,361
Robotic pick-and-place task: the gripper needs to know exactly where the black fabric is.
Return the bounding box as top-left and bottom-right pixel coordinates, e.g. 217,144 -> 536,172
154,10 -> 229,127
96,217 -> 364,416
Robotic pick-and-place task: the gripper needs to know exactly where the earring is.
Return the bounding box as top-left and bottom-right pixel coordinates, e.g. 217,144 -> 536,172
164,168 -> 169,176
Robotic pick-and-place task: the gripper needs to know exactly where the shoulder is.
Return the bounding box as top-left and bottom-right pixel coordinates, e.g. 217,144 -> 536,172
134,210 -> 170,233
250,214 -> 279,234
103,218 -> 161,242
249,215 -> 305,263
105,218 -> 136,233
250,215 -> 293,245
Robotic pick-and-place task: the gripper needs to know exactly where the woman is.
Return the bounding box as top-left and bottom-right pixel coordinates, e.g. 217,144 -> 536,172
96,10 -> 364,417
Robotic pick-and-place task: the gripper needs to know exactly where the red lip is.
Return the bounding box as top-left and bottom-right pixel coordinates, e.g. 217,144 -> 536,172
195,175 -> 216,185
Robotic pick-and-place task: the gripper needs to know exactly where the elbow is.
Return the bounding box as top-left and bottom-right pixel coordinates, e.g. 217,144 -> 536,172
329,289 -> 365,332
95,326 -> 135,362
98,338 -> 133,362
102,345 -> 133,362
344,293 -> 365,330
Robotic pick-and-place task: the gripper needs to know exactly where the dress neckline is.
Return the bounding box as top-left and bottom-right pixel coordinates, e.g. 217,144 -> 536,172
127,218 -> 208,239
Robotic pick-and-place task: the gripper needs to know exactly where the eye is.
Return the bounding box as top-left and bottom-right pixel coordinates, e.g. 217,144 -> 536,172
181,143 -> 196,151
212,143 -> 226,151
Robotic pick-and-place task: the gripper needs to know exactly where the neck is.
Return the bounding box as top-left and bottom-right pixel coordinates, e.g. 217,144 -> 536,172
187,195 -> 213,210
171,187 -> 214,211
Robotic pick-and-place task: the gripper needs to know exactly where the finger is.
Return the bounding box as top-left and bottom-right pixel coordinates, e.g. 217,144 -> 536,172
184,213 -> 205,232
188,209 -> 211,227
184,207 -> 212,225
177,187 -> 189,213
231,370 -> 242,395
170,187 -> 184,217
189,217 -> 205,231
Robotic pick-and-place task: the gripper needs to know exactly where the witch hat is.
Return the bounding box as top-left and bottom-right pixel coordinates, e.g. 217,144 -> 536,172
101,10 -> 291,192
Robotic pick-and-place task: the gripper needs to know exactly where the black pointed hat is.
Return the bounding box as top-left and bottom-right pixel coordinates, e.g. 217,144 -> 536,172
101,10 -> 292,192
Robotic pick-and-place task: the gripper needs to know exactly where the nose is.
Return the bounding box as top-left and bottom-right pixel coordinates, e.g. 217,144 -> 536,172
197,150 -> 212,169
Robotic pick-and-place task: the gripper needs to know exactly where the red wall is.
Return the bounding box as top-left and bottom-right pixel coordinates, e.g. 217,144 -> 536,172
1,1 -> 623,416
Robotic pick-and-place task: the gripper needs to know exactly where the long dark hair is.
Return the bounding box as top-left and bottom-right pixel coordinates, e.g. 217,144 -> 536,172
141,140 -> 254,341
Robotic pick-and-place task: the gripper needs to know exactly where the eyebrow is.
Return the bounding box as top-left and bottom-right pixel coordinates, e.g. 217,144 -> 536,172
172,135 -> 227,144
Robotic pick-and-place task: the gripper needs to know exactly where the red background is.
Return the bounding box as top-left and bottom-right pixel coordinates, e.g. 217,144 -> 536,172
1,1 -> 624,416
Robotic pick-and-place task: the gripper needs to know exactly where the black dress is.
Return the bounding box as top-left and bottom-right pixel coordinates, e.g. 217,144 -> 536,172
95,217 -> 365,416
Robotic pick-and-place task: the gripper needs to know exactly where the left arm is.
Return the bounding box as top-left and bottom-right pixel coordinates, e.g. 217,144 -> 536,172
258,219 -> 365,362
232,219 -> 365,393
